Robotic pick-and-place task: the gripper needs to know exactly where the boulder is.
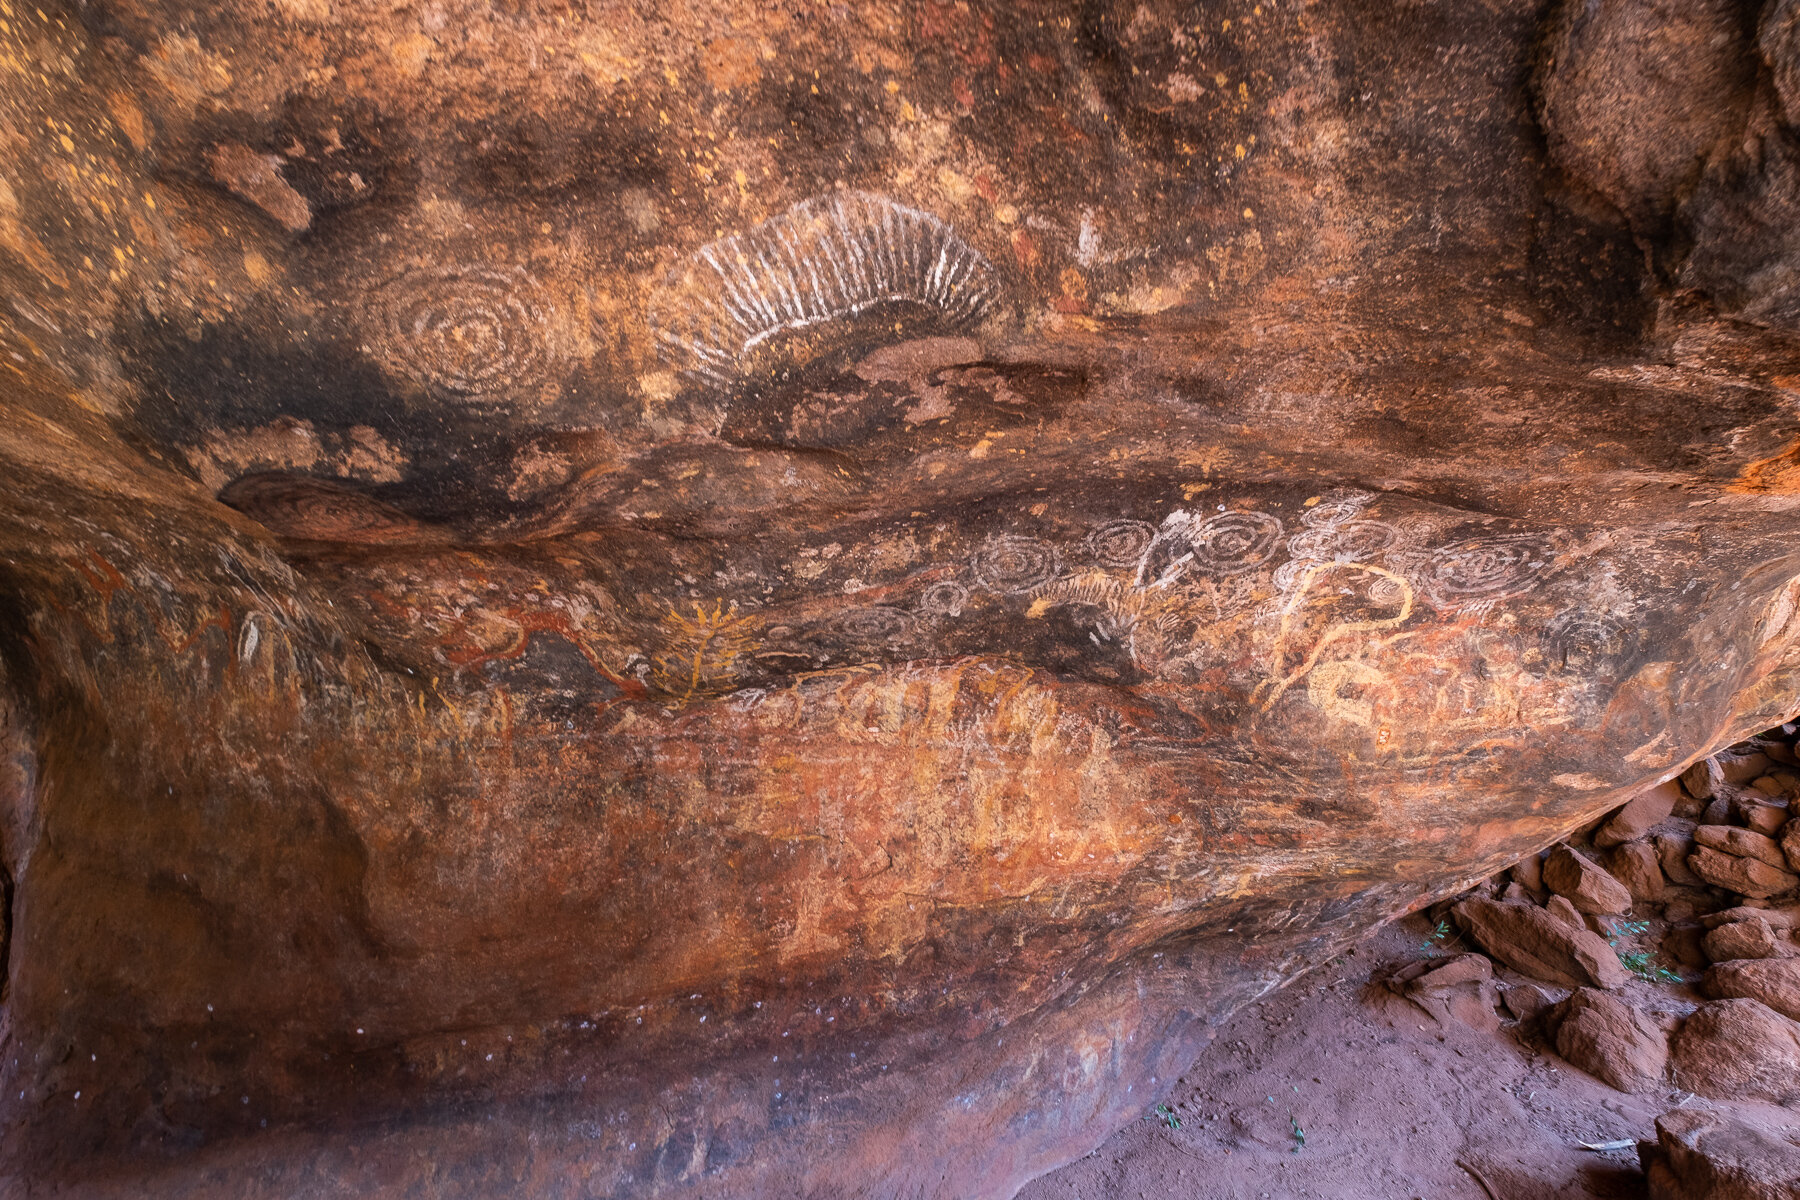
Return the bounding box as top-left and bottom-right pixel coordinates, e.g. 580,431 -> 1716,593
1784,820 -> 1800,874
1546,893 -> 1587,932
1701,917 -> 1794,963
1658,832 -> 1705,886
1680,758 -> 1722,805
1543,844 -> 1634,915
1640,1108 -> 1800,1200
1693,825 -> 1791,869
1501,983 -> 1558,1022
1722,752 -> 1777,786
1741,801 -> 1790,837
1510,852 -> 1545,894
1548,988 -> 1668,1092
1452,898 -> 1629,990
1704,958 -> 1800,1021
1703,905 -> 1797,930
1671,1000 -> 1800,1103
1595,780 -> 1681,848
1609,840 -> 1666,902
1688,847 -> 1800,900
1392,953 -> 1501,1031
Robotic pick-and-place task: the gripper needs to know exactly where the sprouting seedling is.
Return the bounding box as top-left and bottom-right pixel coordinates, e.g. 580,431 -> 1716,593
1153,1102 -> 1181,1131
1419,918 -> 1453,958
1290,1115 -> 1306,1153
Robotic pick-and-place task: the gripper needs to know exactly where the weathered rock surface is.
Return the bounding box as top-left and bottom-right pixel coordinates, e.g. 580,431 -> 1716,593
1682,759 -> 1723,804
1690,846 -> 1800,899
1741,800 -> 1790,835
1659,831 -> 1706,886
1544,845 -> 1635,915
1610,840 -> 1667,902
1641,1108 -> 1800,1200
1390,953 -> 1501,1032
1548,988 -> 1668,1092
1694,824 -> 1792,868
1705,956 -> 1800,1019
1702,916 -> 1794,962
1671,1000 -> 1800,1103
1595,781 -> 1681,849
7,0 -> 1800,1195
1453,899 -> 1628,991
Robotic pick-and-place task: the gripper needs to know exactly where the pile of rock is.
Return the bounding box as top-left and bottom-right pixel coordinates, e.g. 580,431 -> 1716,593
1383,727 -> 1800,1190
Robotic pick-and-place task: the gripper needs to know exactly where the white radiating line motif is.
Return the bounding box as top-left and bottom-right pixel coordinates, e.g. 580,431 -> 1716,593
648,191 -> 1000,391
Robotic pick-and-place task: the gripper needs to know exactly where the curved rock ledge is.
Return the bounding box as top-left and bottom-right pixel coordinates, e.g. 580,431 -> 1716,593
5,0 -> 1800,1196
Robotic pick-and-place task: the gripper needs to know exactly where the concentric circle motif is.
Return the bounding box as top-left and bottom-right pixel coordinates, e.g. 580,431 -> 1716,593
832,605 -> 918,644
917,580 -> 971,617
1539,608 -> 1634,675
1148,510 -> 1284,581
972,534 -> 1062,593
1190,511 -> 1284,572
1086,519 -> 1156,568
1286,520 -> 1400,563
1364,573 -> 1410,608
1300,490 -> 1376,529
369,264 -> 552,397
1419,534 -> 1551,605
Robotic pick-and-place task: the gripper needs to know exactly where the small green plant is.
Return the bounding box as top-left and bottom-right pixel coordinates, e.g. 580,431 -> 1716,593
1290,1114 -> 1306,1153
1418,919 -> 1453,958
1604,919 -> 1681,983
1153,1102 -> 1181,1130
1618,950 -> 1682,984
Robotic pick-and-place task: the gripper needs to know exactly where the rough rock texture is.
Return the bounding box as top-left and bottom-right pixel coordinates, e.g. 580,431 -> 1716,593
1690,846 -> 1800,898
1741,799 -> 1790,835
1701,915 -> 1794,961
1706,956 -> 1800,1019
1609,839 -> 1667,902
1548,988 -> 1668,1093
1670,999 -> 1800,1103
1545,893 -> 1588,932
1453,899 -> 1628,991
1543,843 -> 1635,914
8,0 -> 1800,1195
1659,830 -> 1707,886
1389,952 -> 1501,1033
1595,780 -> 1681,848
1695,824 -> 1792,868
1511,852 -> 1546,894
1534,0 -> 1755,232
1682,758 -> 1723,803
1641,1108 -> 1800,1200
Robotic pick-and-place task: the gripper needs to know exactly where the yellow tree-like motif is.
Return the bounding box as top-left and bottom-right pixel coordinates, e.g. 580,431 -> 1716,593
650,600 -> 759,707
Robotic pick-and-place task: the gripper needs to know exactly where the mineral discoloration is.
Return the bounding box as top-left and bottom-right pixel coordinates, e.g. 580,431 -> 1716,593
7,0 -> 1800,1196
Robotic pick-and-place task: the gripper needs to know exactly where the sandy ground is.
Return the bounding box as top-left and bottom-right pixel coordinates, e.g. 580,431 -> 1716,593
1019,914 -> 1800,1200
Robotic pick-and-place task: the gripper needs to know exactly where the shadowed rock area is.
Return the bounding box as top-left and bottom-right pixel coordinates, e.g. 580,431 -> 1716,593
5,0 -> 1800,1195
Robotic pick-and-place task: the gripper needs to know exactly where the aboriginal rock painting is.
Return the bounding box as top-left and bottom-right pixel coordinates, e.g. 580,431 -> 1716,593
363,263 -> 560,401
647,190 -> 1000,426
294,483 -> 1673,771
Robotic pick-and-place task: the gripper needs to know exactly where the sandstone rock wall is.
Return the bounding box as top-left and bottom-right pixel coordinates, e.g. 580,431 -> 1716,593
5,0 -> 1800,1195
